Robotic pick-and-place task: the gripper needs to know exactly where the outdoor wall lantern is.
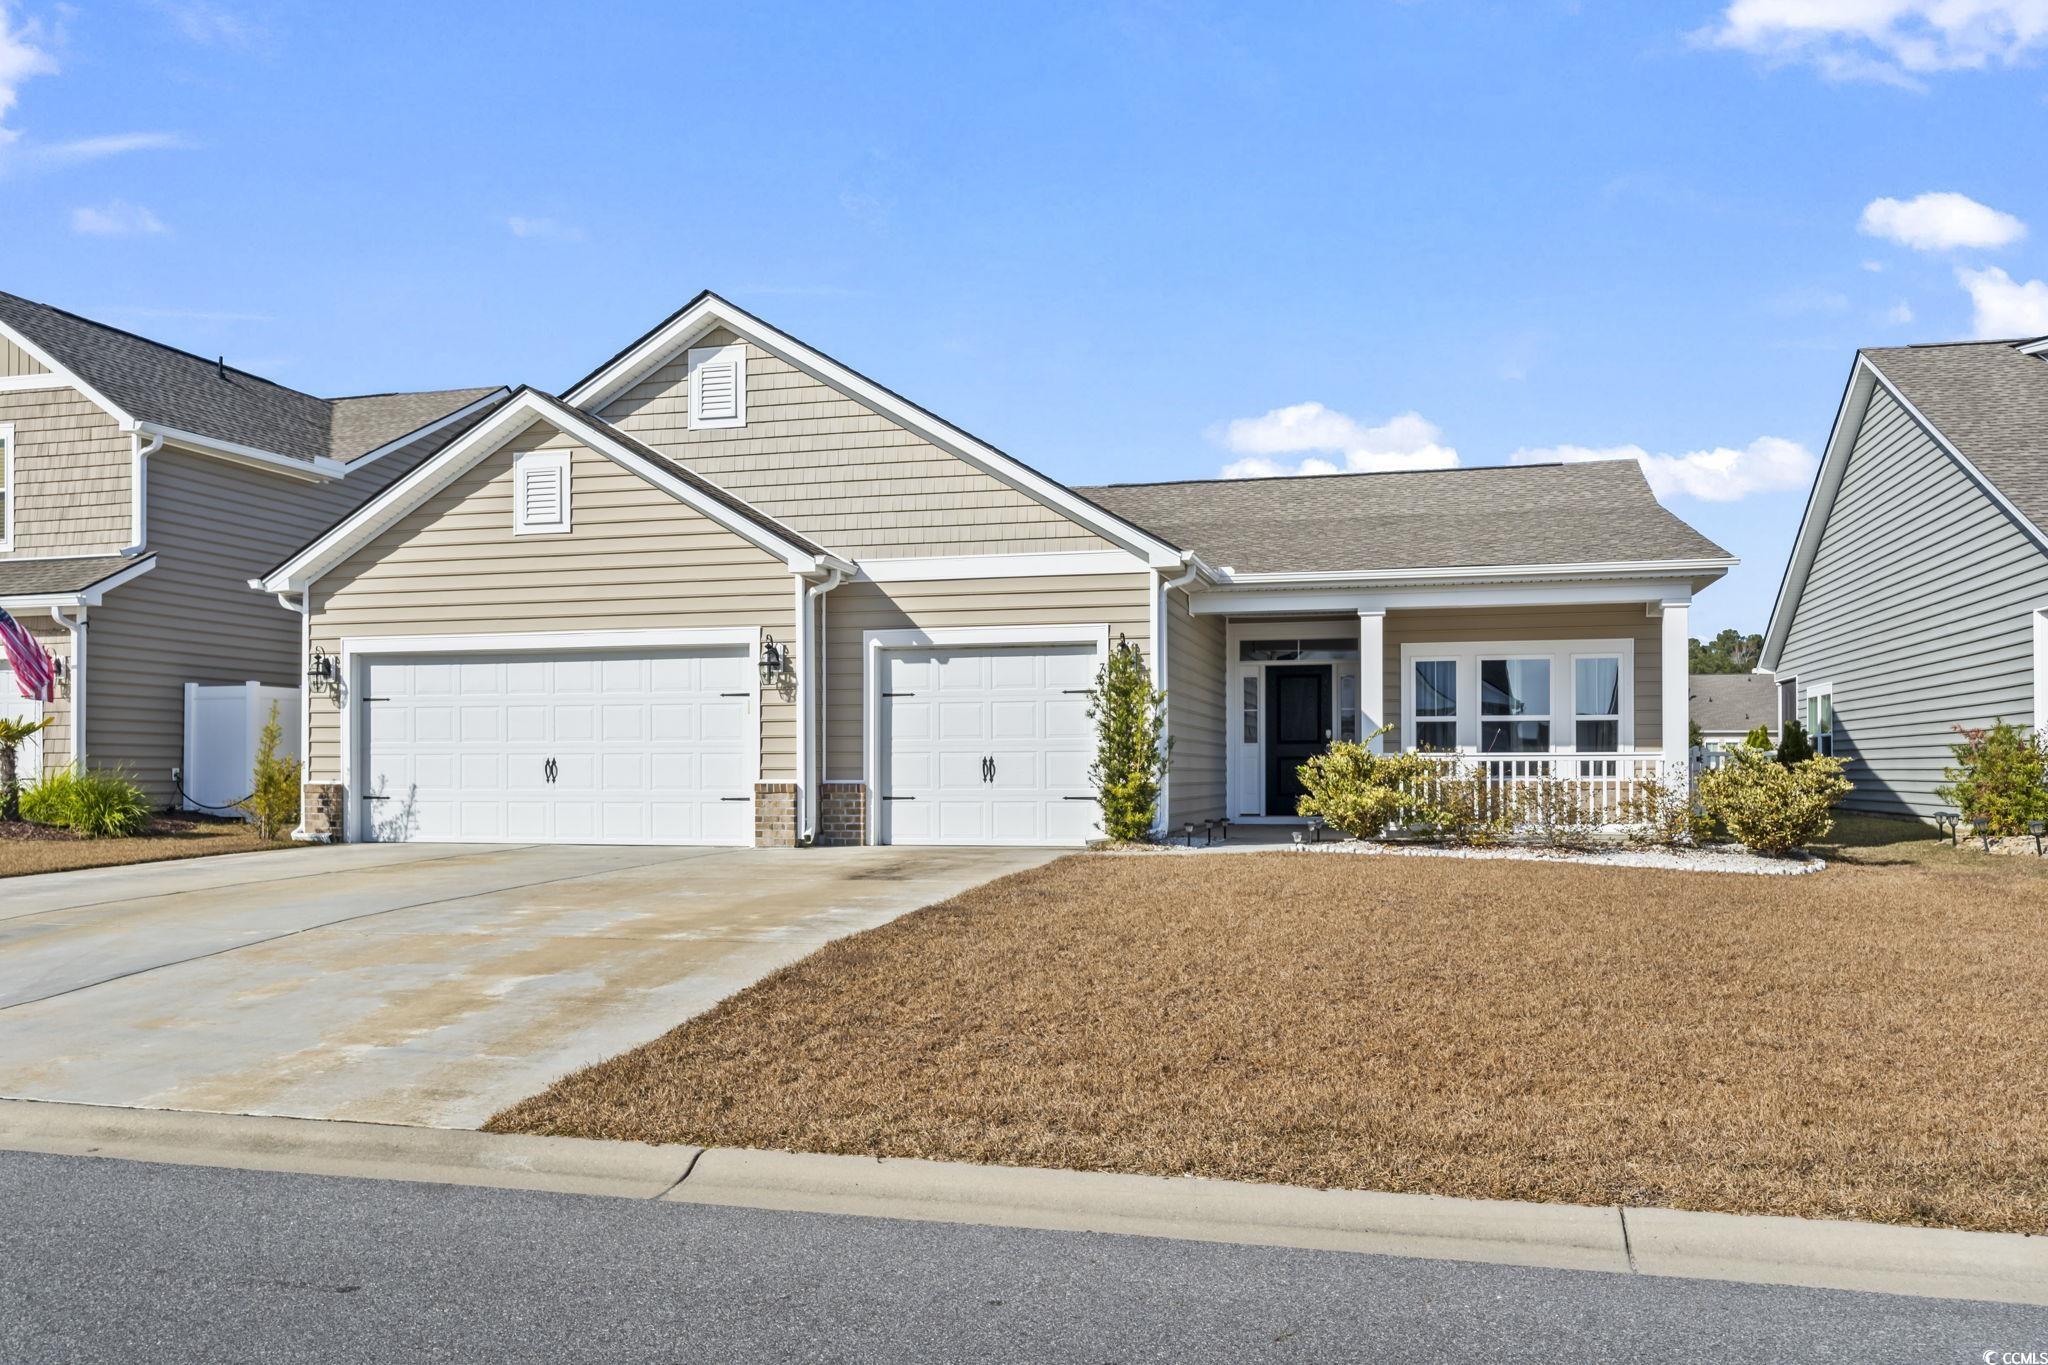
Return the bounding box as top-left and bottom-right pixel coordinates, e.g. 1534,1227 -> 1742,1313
307,645 -> 335,696
759,635 -> 786,685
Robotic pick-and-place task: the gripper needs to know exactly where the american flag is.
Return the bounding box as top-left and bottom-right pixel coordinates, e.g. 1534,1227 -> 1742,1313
0,609 -> 55,702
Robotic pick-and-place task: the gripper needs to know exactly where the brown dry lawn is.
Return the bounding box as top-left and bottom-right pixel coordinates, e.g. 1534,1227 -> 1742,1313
0,816 -> 287,877
490,815 -> 2048,1233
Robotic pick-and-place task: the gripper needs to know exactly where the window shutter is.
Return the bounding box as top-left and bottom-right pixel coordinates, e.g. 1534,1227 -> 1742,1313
687,345 -> 747,429
514,450 -> 571,534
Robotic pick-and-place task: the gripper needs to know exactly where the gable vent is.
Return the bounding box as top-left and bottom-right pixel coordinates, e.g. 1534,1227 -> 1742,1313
688,344 -> 747,429
514,449 -> 572,535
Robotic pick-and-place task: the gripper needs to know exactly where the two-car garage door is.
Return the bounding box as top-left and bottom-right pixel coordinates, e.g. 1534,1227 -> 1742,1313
358,647 -> 753,844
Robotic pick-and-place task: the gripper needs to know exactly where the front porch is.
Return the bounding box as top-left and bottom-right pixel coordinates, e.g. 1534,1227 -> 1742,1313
1168,586 -> 1694,828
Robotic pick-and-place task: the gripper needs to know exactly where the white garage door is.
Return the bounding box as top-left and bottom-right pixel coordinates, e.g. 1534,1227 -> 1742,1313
879,643 -> 1099,846
358,647 -> 753,844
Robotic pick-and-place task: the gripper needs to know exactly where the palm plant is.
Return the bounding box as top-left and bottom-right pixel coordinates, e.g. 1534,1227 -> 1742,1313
0,716 -> 53,821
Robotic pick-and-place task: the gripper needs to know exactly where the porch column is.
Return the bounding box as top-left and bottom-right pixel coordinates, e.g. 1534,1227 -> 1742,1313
1358,609 -> 1386,751
1660,596 -> 1690,773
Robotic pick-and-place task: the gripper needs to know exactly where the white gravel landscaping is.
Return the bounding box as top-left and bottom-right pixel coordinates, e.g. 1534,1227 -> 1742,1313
1099,836 -> 1823,875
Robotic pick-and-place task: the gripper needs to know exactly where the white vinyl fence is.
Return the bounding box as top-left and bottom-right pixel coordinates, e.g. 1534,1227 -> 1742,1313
1395,752 -> 1679,828
181,682 -> 299,816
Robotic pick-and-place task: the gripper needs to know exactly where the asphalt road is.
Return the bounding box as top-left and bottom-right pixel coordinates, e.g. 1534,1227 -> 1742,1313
3,1152 -> 2041,1363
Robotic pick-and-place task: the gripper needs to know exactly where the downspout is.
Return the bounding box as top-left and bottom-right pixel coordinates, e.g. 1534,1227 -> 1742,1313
121,431 -> 164,556
275,590 -> 315,840
796,565 -> 845,843
50,607 -> 86,768
1152,555 -> 1201,838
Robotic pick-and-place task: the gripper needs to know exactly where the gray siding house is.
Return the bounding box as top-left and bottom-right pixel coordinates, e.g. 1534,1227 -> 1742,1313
1763,336 -> 2048,817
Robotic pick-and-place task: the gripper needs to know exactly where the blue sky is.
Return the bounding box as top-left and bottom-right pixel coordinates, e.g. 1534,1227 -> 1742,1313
3,1 -> 2046,637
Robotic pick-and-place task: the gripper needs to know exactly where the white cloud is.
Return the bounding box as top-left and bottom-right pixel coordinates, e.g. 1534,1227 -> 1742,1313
1884,299 -> 1916,324
1699,0 -> 2048,85
32,131 -> 192,165
151,1 -> 267,51
1957,265 -> 2048,336
70,200 -> 167,236
506,215 -> 585,242
1507,436 -> 1817,502
0,2 -> 57,146
1213,402 -> 1459,477
1859,191 -> 2026,250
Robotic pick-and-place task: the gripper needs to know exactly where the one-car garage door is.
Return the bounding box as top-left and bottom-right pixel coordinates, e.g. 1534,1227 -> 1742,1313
357,647 -> 753,844
879,643 -> 1098,846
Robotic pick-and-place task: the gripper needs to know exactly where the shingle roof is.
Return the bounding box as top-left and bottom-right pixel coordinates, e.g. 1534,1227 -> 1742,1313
0,555 -> 142,597
1861,340 -> 2048,536
1690,673 -> 1778,735
0,291 -> 497,465
1078,460 -> 1730,575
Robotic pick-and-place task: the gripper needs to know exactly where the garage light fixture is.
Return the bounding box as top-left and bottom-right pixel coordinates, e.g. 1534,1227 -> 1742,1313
760,634 -> 786,685
307,645 -> 335,696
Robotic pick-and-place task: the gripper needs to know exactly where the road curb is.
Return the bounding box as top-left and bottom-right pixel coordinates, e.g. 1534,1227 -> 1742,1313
0,1098 -> 699,1199
3,1098 -> 2042,1306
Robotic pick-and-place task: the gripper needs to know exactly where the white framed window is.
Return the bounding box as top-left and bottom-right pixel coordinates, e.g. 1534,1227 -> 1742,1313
1805,683 -> 1834,757
687,344 -> 747,429
1479,656 -> 1552,753
0,422 -> 12,550
513,448 -> 572,535
1571,654 -> 1623,753
1411,658 -> 1458,751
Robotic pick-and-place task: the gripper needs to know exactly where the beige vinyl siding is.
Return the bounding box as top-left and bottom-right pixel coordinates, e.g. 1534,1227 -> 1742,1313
823,573 -> 1152,781
82,425 -> 463,805
1,337 -> 49,377
602,328 -> 1115,559
0,390 -> 130,556
1165,588 -> 1226,825
305,424 -> 798,785
1776,388 -> 2048,817
1383,603 -> 1665,751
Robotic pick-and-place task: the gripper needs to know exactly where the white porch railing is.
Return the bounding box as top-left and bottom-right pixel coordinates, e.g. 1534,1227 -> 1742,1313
1392,752 -> 1679,828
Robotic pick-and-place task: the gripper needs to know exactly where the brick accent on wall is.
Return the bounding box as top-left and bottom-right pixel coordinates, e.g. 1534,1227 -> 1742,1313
818,781 -> 867,846
753,781 -> 798,848
301,782 -> 344,841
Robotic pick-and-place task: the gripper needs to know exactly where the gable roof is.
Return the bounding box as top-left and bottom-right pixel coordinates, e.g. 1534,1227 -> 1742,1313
1690,672 -> 1777,735
561,290 -> 1188,569
0,553 -> 157,604
0,291 -> 498,470
1761,340 -> 2048,670
1079,460 -> 1732,578
258,387 -> 848,592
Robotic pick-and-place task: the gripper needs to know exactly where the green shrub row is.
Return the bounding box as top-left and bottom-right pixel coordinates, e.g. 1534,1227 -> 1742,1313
20,766 -> 154,838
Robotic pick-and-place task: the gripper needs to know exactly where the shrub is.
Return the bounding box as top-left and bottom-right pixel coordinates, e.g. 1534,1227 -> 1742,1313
237,702 -> 301,841
1695,747 -> 1850,855
1417,772 -> 1510,846
1621,773 -> 1708,848
1086,635 -> 1170,842
1511,777 -> 1601,849
1776,719 -> 1813,766
1937,721 -> 2048,836
1743,725 -> 1772,749
21,766 -> 153,838
1294,734 -> 1445,839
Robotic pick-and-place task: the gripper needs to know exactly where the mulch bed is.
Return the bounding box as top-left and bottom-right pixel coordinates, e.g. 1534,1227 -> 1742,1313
490,816 -> 2048,1233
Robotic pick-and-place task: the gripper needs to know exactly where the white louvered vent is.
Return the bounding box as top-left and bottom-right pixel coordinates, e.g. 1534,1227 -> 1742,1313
688,344 -> 747,429
514,449 -> 571,535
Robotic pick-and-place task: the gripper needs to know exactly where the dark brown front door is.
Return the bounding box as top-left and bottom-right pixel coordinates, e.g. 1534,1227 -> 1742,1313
1266,666 -> 1331,817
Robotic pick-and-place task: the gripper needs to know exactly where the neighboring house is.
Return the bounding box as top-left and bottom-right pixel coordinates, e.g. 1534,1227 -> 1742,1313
1763,336 -> 2048,817
258,291 -> 1736,848
1689,672 -> 1778,751
0,291 -> 505,803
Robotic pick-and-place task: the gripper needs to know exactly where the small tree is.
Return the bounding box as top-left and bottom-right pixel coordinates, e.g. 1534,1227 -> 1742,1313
1776,719 -> 1813,766
236,702 -> 302,841
1085,635 -> 1169,842
0,716 -> 52,822
1937,721 -> 2048,836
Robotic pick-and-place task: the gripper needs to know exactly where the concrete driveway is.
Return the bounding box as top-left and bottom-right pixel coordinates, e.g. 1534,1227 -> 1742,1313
0,843 -> 1055,1128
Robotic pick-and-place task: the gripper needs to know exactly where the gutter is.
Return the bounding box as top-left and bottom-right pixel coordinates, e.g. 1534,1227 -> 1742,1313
1150,555 -> 1203,839
273,590 -> 320,841
121,431 -> 164,556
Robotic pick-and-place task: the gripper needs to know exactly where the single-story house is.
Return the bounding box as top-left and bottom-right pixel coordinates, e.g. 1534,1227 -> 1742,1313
257,291 -> 1736,847
0,290 -> 504,802
1689,672 -> 1778,752
1762,335 -> 2048,817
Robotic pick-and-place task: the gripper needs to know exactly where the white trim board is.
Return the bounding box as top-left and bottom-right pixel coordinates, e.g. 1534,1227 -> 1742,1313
1190,579 -> 1695,617
335,626 -> 764,845
562,291 -> 1186,569
0,318 -> 138,431
859,623 -> 1112,846
1762,354 -> 2048,672
854,550 -> 1148,582
258,388 -> 849,591
0,421 -> 12,552
0,554 -> 158,610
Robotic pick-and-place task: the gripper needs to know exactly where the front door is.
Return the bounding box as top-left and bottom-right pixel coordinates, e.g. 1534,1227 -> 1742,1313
1265,665 -> 1331,817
